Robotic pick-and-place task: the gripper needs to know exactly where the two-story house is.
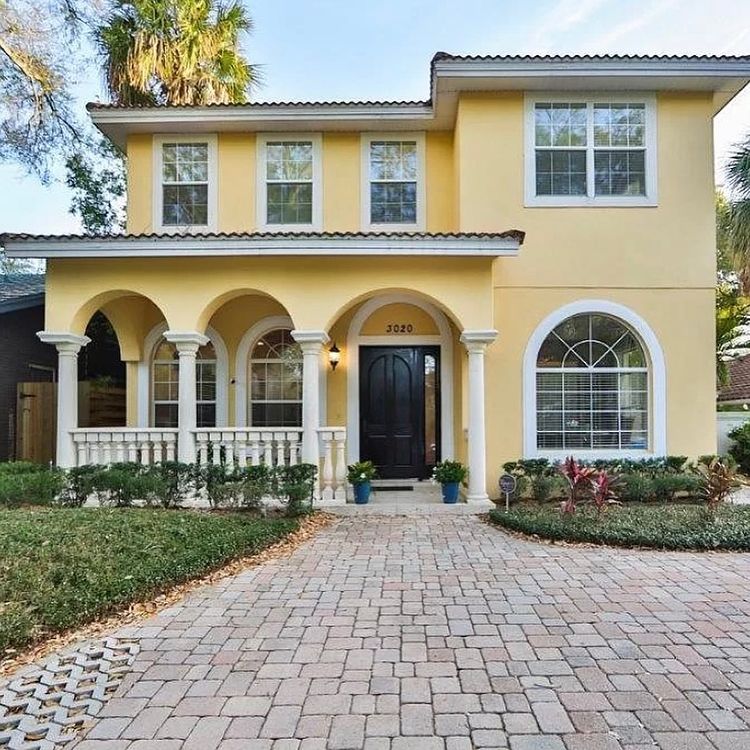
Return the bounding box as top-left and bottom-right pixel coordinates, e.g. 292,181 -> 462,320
4,53 -> 750,504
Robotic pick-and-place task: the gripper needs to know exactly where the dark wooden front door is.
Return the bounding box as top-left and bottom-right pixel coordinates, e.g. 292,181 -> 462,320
359,346 -> 440,479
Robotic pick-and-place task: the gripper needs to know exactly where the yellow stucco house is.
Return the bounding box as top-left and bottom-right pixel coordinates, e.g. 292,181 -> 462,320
4,52 -> 750,504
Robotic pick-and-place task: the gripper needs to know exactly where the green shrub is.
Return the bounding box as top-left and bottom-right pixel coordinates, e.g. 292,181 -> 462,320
0,468 -> 64,507
148,462 -> 194,508
91,463 -> 163,507
275,463 -> 317,516
58,465 -> 101,507
729,421 -> 750,474
651,473 -> 701,503
0,461 -> 49,476
489,503 -> 750,551
530,475 -> 557,503
618,474 -> 653,503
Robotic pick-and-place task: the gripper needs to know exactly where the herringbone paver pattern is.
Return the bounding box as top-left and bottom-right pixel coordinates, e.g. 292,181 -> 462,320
72,513 -> 750,749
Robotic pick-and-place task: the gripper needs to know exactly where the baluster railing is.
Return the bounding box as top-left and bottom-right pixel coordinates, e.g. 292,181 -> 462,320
316,427 -> 348,505
70,429 -> 179,466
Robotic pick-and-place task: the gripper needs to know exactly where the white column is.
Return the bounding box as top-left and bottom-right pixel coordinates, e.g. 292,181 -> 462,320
165,331 -> 208,464
292,330 -> 329,466
38,332 -> 90,468
460,329 -> 497,505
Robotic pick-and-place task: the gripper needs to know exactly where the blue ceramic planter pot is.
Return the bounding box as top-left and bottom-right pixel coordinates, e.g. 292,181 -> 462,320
353,481 -> 371,504
441,482 -> 460,504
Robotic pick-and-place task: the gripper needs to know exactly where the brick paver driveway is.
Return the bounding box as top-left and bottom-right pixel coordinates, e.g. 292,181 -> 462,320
76,512 -> 750,750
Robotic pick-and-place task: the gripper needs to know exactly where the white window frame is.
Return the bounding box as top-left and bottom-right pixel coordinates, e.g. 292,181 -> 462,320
361,132 -> 426,231
524,94 -> 657,208
153,134 -> 218,233
522,299 -> 667,460
256,134 -> 322,232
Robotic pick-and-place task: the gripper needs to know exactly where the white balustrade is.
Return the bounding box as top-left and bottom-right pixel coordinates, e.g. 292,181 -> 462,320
70,429 -> 178,466
317,427 -> 348,504
193,428 -> 304,473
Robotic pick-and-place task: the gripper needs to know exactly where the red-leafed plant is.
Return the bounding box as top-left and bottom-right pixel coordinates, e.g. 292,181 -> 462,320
559,456 -> 595,515
592,470 -> 619,516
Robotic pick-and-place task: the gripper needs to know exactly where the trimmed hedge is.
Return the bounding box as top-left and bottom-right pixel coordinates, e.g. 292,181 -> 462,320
0,508 -> 298,656
489,503 -> 750,551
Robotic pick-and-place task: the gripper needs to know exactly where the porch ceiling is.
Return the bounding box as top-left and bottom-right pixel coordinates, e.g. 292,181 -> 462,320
1,230 -> 525,259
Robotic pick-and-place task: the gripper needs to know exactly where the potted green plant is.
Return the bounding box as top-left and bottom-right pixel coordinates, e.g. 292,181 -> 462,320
347,461 -> 378,504
432,460 -> 467,503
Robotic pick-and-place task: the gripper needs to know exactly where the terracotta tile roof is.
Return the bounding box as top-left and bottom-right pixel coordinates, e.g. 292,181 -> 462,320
719,354 -> 750,402
431,52 -> 750,63
86,52 -> 750,111
1,230 -> 525,243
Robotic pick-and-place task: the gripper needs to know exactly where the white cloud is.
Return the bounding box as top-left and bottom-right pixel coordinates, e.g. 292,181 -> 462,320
521,0 -> 611,54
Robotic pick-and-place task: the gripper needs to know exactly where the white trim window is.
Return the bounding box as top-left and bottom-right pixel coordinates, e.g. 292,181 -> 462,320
535,313 -> 649,452
257,135 -> 322,230
249,328 -> 303,427
362,133 -> 425,230
525,95 -> 657,206
152,337 -> 217,428
154,135 -> 217,232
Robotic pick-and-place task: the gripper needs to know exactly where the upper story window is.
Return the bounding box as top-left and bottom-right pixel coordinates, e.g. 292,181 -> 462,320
362,133 -> 425,230
258,135 -> 322,230
525,96 -> 657,207
154,135 -> 217,232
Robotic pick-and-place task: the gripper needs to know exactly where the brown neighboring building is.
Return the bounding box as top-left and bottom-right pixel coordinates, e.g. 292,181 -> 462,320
718,354 -> 750,406
0,275 -> 55,461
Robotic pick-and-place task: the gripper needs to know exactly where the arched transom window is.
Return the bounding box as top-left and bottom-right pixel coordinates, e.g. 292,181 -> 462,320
249,328 -> 302,427
536,313 -> 648,451
152,338 -> 217,428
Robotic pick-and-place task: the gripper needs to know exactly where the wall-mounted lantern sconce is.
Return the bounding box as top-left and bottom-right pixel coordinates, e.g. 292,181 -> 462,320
328,342 -> 341,371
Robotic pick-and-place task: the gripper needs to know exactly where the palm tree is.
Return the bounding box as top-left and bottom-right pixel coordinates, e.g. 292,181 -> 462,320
726,134 -> 750,292
717,283 -> 750,387
97,0 -> 257,106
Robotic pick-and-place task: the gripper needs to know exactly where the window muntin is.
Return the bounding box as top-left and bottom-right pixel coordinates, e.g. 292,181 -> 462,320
152,339 -> 217,428
265,141 -> 314,225
161,142 -> 209,226
531,99 -> 652,202
535,314 -> 649,451
249,328 -> 303,427
369,140 -> 418,224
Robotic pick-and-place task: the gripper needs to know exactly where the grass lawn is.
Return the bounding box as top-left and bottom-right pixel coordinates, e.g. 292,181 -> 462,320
0,508 -> 298,655
489,502 -> 750,552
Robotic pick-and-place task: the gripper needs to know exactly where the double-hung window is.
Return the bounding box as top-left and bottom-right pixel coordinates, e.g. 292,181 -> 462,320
258,135 -> 321,230
526,96 -> 656,206
155,135 -> 217,231
363,134 -> 425,230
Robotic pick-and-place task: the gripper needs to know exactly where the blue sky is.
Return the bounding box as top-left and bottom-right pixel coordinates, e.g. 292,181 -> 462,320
2,0 -> 750,234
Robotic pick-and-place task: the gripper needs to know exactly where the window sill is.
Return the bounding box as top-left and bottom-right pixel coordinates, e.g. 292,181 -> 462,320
524,196 -> 658,209
364,222 -> 426,233
154,223 -> 216,234
257,223 -> 322,233
529,449 -> 655,461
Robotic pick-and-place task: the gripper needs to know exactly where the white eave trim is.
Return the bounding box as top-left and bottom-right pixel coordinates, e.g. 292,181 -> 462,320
432,58 -> 750,79
90,103 -> 434,127
3,235 -> 522,259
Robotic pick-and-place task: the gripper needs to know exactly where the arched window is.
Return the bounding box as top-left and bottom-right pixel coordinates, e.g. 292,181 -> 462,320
249,328 -> 302,427
536,313 -> 648,451
152,338 -> 217,428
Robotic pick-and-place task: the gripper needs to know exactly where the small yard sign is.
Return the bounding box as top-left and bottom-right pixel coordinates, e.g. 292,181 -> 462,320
499,473 -> 517,512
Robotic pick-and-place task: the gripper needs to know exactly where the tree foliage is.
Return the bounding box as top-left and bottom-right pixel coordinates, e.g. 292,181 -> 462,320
726,134 -> 750,292
0,0 -> 96,180
716,282 -> 750,387
65,136 -> 126,234
96,0 -> 258,106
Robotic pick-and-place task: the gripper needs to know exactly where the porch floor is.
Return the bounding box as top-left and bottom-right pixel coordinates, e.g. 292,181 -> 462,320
329,480 -> 495,514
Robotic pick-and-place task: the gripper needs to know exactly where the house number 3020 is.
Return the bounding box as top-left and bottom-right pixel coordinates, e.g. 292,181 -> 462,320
386,323 -> 414,333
